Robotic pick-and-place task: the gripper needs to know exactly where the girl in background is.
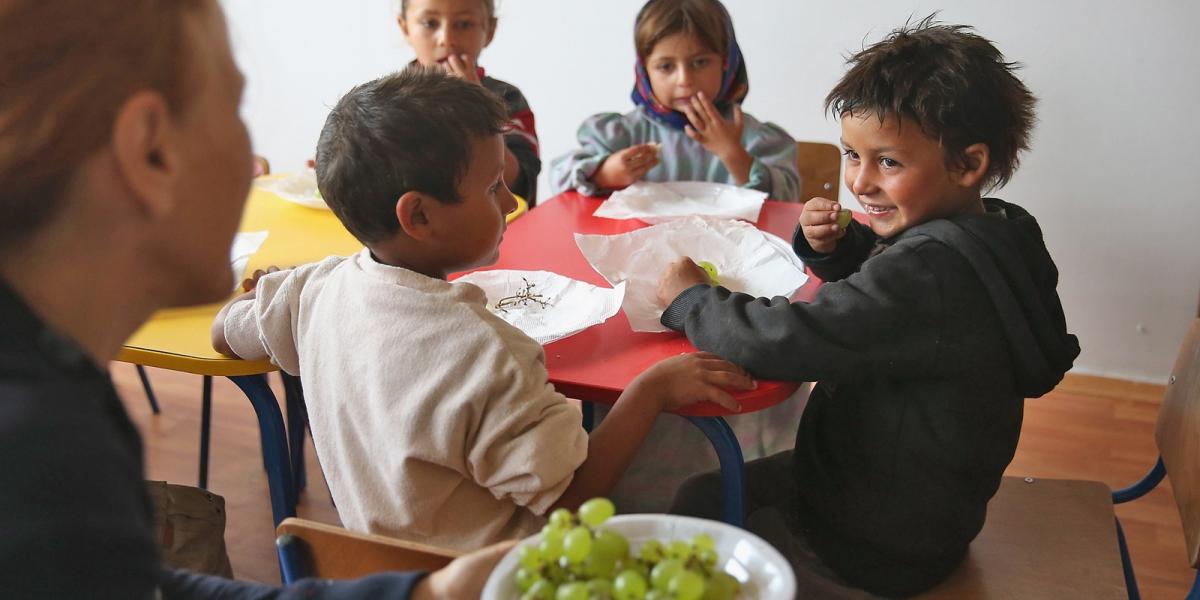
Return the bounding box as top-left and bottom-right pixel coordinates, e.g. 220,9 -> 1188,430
550,0 -> 799,201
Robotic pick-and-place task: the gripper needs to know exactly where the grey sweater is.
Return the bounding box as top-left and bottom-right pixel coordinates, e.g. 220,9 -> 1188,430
661,199 -> 1079,596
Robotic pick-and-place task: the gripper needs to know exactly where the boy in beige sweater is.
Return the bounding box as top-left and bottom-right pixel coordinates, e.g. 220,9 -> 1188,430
211,68 -> 753,551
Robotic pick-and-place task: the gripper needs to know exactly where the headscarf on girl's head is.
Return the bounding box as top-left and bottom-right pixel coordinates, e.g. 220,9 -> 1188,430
630,0 -> 748,130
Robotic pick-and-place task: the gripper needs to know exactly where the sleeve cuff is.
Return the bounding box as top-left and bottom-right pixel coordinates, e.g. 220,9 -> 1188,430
659,284 -> 712,331
570,155 -> 609,196
742,157 -> 772,195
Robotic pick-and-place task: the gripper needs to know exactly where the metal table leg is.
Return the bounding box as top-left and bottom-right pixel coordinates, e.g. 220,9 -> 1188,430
198,376 -> 212,489
684,416 -> 745,527
229,374 -> 296,526
281,373 -> 307,496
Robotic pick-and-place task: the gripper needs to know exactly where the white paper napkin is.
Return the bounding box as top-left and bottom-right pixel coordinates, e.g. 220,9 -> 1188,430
594,181 -> 767,224
575,216 -> 808,332
454,270 -> 626,345
254,168 -> 328,210
230,231 -> 269,291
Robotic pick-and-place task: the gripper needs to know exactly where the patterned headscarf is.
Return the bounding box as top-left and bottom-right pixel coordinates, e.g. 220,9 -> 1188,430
630,0 -> 749,130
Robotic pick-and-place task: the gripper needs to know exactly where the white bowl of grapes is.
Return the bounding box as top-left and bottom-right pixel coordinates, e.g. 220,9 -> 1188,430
482,498 -> 796,600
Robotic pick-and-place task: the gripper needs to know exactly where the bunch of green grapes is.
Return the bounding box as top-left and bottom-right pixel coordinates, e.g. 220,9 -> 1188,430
512,498 -> 742,600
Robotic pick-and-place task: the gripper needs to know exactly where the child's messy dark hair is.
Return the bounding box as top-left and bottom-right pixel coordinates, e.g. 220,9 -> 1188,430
315,67 -> 506,244
826,15 -> 1036,190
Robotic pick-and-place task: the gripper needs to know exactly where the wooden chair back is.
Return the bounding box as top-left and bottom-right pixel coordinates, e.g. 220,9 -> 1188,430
1155,317 -> 1200,568
796,141 -> 842,203
275,517 -> 459,580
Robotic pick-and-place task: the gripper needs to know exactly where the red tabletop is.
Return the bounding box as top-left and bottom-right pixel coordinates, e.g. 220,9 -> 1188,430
454,191 -> 820,417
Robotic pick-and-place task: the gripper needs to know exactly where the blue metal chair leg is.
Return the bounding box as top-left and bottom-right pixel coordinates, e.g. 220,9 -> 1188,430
137,365 -> 161,414
275,534 -> 305,585
1189,569 -> 1200,600
198,376 -> 213,489
684,416 -> 745,527
582,401 -> 595,433
281,372 -> 307,496
229,374 -> 296,526
1115,517 -> 1140,600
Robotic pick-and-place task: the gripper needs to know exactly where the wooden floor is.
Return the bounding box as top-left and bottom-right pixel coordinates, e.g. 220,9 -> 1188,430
113,365 -> 1194,598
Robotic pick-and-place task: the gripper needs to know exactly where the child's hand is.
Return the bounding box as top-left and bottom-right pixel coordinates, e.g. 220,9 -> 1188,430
632,352 -> 757,413
591,144 -> 661,190
681,92 -> 747,163
241,266 -> 282,293
444,53 -> 482,86
800,197 -> 847,254
656,257 -> 710,306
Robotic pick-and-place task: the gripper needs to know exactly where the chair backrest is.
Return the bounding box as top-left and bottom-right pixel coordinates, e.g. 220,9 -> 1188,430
275,517 -> 459,581
1155,317 -> 1200,568
796,141 -> 842,203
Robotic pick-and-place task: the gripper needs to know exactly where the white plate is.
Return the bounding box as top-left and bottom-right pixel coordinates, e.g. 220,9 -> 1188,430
254,169 -> 329,210
481,514 -> 796,599
454,270 -> 625,346
596,181 -> 767,224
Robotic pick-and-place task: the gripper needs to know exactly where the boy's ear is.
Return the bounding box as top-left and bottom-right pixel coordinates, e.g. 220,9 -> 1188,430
954,143 -> 990,189
396,13 -> 409,36
395,191 -> 433,240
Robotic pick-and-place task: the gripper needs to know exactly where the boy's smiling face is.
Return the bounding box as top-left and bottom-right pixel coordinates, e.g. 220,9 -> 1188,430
426,133 -> 515,274
841,112 -> 986,239
399,0 -> 494,68
645,33 -> 723,111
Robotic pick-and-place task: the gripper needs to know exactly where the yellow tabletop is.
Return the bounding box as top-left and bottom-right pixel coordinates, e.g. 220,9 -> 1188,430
117,186 -> 527,377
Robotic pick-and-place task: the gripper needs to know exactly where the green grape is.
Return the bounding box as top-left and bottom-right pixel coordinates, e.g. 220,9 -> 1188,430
555,582 -> 588,600
638,539 -> 665,562
544,560 -> 568,585
644,591 -> 668,600
695,547 -> 718,570
524,579 -> 556,600
587,578 -> 614,598
592,528 -> 630,562
515,567 -> 541,592
518,545 -> 546,570
578,497 -> 616,527
549,507 -> 574,530
691,533 -> 715,552
582,554 -> 617,579
650,558 -> 684,591
563,526 -> 593,563
669,570 -> 706,600
613,569 -> 648,600
540,527 -> 565,560
837,208 -> 853,230
667,540 -> 692,560
703,571 -> 739,600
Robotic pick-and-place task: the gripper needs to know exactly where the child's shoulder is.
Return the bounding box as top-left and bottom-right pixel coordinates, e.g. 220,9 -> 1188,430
480,75 -> 528,104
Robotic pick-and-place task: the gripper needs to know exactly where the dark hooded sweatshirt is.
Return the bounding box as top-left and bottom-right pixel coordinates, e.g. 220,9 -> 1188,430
661,199 -> 1080,597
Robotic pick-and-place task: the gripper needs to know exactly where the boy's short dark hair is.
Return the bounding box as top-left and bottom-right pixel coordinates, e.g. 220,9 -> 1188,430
315,67 -> 507,244
826,16 -> 1036,191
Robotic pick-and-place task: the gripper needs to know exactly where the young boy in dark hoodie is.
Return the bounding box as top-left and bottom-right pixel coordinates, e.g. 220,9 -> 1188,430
655,18 -> 1080,598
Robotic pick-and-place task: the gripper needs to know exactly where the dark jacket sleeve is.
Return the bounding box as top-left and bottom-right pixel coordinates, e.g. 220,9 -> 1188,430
791,219 -> 878,282
660,239 -> 946,383
160,569 -> 427,600
505,131 -> 541,203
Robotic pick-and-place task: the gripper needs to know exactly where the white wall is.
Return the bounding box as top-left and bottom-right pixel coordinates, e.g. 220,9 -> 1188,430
221,0 -> 1200,383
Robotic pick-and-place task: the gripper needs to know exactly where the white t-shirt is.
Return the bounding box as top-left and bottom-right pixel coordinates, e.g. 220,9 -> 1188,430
224,249 -> 587,550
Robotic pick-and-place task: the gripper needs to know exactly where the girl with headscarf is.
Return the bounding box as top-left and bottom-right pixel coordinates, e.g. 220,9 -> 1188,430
550,0 -> 800,200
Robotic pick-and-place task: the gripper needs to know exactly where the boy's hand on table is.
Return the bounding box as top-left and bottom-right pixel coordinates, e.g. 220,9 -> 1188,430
800,197 -> 848,254
240,266 -> 282,293
632,352 -> 756,413
657,257 -> 710,306
592,144 -> 661,190
444,53 -> 483,86
412,540 -> 516,600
